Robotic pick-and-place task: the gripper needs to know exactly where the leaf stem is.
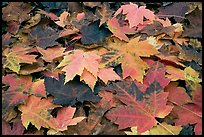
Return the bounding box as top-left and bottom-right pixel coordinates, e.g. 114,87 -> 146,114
157,122 -> 175,135
157,15 -> 186,19
168,100 -> 202,118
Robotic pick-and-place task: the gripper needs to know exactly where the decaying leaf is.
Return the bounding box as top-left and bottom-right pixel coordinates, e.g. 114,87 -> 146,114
44,74 -> 101,106
2,2 -> 32,23
30,25 -> 60,48
80,20 -> 112,45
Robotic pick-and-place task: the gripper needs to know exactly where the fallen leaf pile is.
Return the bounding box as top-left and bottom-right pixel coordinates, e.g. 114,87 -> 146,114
2,2 -> 202,135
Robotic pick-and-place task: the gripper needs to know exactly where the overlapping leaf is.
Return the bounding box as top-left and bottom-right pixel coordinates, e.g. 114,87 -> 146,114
57,50 -> 120,90
18,95 -> 60,130
100,37 -> 159,82
44,74 -> 101,106
166,83 -> 202,135
3,47 -> 37,73
2,74 -> 46,117
105,62 -> 173,133
114,3 -> 155,28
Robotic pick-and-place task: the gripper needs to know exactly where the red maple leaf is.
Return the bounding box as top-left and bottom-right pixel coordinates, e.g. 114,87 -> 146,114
104,62 -> 173,134
114,3 -> 155,28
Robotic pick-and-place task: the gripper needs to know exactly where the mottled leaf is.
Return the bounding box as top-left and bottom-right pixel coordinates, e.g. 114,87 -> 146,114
18,95 -> 60,130
2,74 -> 47,117
105,62 -> 172,133
3,47 -> 37,73
101,37 -> 159,82
167,84 -> 202,135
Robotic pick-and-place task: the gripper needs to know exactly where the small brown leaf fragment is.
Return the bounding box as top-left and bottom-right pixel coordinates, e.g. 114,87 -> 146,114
182,7 -> 202,38
83,2 -> 101,8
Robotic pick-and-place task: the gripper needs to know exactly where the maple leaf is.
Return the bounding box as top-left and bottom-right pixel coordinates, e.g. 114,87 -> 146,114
178,45 -> 202,65
183,7 -> 202,38
44,74 -> 101,106
3,47 -> 37,73
18,95 -> 60,130
107,17 -> 136,42
57,50 -> 120,90
36,46 -> 65,62
18,61 -> 46,75
143,61 -> 170,88
157,2 -> 188,22
37,9 -> 59,21
114,3 -> 155,28
80,20 -> 112,45
57,49 -> 100,83
59,27 -> 79,37
43,63 -> 63,80
166,83 -> 202,135
77,12 -> 85,21
98,68 -> 121,84
156,53 -> 185,67
30,25 -> 60,48
100,37 -> 159,82
2,119 -> 25,135
2,74 -> 46,117
80,68 -> 121,90
166,66 -> 201,90
3,107 -> 17,122
50,107 -> 86,132
104,62 -> 172,133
